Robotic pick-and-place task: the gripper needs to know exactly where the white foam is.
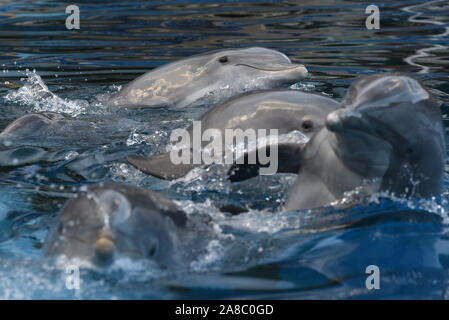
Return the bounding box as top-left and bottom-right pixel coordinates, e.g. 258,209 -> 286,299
4,71 -> 88,117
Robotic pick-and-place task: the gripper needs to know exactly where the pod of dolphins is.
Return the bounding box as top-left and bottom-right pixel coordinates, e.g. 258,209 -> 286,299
2,47 -> 446,267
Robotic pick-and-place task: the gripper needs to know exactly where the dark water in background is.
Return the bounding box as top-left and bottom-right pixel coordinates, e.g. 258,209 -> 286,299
0,0 -> 448,299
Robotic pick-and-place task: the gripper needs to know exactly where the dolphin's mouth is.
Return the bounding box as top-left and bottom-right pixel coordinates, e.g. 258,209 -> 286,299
235,63 -> 307,73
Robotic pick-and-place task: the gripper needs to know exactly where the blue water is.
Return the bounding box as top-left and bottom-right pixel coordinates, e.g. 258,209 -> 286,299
0,0 -> 449,299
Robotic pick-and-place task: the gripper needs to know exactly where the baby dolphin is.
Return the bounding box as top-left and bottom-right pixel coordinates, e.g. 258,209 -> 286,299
109,47 -> 308,109
126,90 -> 339,181
286,74 -> 446,211
44,182 -> 187,267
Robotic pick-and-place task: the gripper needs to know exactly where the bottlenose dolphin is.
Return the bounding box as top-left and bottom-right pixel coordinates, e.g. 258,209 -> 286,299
0,112 -> 67,137
286,74 -> 446,211
44,182 -> 188,267
109,47 -> 308,109
0,112 -> 140,147
0,112 -> 91,166
126,90 -> 340,181
0,112 -> 139,167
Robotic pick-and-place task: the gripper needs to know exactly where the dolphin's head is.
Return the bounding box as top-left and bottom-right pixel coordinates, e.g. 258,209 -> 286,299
44,184 -> 186,267
204,47 -> 307,89
0,112 -> 65,138
325,74 -> 446,196
109,47 -> 307,108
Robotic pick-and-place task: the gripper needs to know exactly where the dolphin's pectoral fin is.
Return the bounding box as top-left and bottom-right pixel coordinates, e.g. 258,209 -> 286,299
227,143 -> 303,182
126,153 -> 199,180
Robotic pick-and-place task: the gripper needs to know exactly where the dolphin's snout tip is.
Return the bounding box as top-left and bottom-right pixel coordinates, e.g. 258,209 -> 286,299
326,109 -> 366,132
292,64 -> 308,78
94,235 -> 115,265
326,110 -> 343,132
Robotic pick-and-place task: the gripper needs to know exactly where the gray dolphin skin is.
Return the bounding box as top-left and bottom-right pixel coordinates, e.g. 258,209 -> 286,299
109,47 -> 308,109
126,89 -> 340,181
286,74 -> 446,211
0,112 -> 139,167
0,112 -> 67,138
44,182 -> 187,267
0,112 -> 89,166
0,112 -> 138,146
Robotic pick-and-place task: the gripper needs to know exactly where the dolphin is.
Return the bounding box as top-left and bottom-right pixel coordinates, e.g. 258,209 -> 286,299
108,47 -> 308,109
0,112 -> 91,166
0,112 -> 139,167
0,112 -> 67,137
44,182 -> 188,267
126,89 -> 340,181
286,74 -> 446,211
0,112 -> 140,147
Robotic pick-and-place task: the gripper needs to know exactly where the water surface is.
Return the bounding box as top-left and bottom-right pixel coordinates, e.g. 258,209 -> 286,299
0,0 -> 449,299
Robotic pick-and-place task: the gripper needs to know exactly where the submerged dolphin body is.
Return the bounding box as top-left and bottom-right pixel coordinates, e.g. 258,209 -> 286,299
109,47 -> 308,109
0,112 -> 89,141
0,112 -> 139,167
286,74 -> 446,211
0,112 -> 141,147
44,182 -> 188,267
126,90 -> 340,181
0,112 -> 92,166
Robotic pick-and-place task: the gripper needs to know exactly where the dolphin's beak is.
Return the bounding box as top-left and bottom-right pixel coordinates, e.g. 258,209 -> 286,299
326,108 -> 370,133
286,64 -> 308,78
94,233 -> 115,265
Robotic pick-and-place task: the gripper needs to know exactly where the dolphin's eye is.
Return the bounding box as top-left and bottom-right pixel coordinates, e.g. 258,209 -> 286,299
405,147 -> 414,154
301,120 -> 313,131
218,56 -> 228,64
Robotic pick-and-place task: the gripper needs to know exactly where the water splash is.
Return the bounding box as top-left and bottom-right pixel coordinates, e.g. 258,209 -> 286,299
333,186 -> 449,224
126,129 -> 168,150
290,81 -> 316,91
4,71 -> 89,117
